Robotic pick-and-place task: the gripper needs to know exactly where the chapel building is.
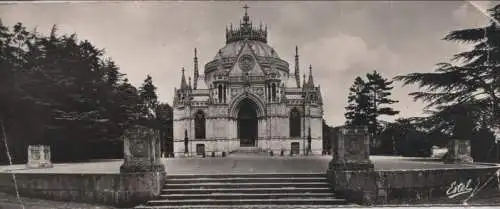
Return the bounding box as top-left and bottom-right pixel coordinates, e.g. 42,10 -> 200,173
172,6 -> 324,156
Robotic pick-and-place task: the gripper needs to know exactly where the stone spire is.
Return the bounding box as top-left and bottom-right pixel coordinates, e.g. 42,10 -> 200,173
180,67 -> 188,90
308,64 -> 315,88
188,76 -> 192,90
302,73 -> 307,89
294,46 -> 300,87
193,48 -> 199,89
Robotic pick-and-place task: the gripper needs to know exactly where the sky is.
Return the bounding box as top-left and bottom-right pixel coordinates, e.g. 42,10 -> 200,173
0,1 -> 496,126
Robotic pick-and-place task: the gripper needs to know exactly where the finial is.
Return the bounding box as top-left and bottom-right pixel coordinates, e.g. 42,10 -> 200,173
242,4 -> 250,24
309,64 -> 312,72
182,67 -> 185,73
295,46 -> 298,56
194,48 -> 197,58
243,4 -> 249,15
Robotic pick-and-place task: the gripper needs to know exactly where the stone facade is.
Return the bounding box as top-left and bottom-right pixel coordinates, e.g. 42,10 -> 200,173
172,8 -> 324,156
26,145 -> 53,168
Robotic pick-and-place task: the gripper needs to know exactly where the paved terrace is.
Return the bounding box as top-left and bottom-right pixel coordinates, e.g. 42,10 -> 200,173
0,156 -> 494,174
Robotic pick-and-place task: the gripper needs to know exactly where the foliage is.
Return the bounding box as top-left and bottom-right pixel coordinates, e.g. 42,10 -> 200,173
394,4 -> 500,139
344,71 -> 399,152
345,76 -> 371,126
0,21 -> 172,163
322,119 -> 333,154
377,118 -> 434,157
365,71 -> 399,137
470,127 -> 499,162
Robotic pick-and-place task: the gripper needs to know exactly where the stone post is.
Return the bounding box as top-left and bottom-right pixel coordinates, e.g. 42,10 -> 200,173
120,125 -> 166,173
26,145 -> 53,168
118,125 -> 166,206
329,126 -> 374,170
444,139 -> 473,164
326,126 -> 381,205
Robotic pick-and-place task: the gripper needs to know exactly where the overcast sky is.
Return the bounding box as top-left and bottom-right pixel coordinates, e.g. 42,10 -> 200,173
0,1 -> 496,126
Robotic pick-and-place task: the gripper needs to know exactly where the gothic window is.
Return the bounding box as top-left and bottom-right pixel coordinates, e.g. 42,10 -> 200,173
194,110 -> 206,139
289,108 -> 301,137
218,85 -> 223,103
272,83 -> 277,102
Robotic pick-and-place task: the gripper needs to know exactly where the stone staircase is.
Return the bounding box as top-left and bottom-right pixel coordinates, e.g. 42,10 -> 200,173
135,173 -> 349,208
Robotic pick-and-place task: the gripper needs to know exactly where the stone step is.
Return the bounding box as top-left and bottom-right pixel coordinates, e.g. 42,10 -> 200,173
166,173 -> 325,179
136,204 -> 356,209
145,198 -> 348,206
164,182 -> 330,189
159,193 -> 335,200
232,147 -> 263,153
167,177 -> 327,184
140,173 -> 347,208
161,187 -> 333,194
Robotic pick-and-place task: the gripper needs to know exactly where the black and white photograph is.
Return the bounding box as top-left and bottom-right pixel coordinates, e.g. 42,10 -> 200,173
0,1 -> 500,209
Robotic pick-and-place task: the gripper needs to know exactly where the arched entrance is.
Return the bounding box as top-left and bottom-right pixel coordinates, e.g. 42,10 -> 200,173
237,99 -> 258,147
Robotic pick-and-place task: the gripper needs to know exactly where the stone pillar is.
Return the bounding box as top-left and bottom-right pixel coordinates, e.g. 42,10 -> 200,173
444,139 -> 473,164
329,126 -> 374,170
26,145 -> 53,168
116,125 -> 166,207
120,125 -> 166,173
326,126 -> 381,205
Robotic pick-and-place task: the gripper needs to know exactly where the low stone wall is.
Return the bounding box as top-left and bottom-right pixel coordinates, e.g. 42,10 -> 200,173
0,171 -> 166,207
327,164 -> 500,205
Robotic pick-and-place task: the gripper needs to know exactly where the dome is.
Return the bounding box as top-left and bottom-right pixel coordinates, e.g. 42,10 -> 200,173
214,40 -> 280,60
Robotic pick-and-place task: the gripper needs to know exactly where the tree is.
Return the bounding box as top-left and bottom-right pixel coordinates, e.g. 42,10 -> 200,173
394,4 -> 500,140
322,119 -> 333,154
345,76 -> 371,126
366,70 -> 399,141
378,117 -> 432,157
155,102 -> 173,155
0,22 -> 142,163
345,72 -> 399,149
139,75 -> 158,120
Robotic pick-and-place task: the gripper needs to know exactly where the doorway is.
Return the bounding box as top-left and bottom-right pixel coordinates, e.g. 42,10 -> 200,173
237,99 -> 258,147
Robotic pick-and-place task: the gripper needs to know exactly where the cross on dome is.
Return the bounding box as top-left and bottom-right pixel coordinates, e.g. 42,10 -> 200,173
225,4 -> 268,43
242,4 -> 250,24
243,4 -> 249,13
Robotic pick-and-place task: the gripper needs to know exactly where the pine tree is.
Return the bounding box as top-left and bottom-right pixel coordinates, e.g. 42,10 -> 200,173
155,102 -> 173,154
0,21 -> 144,163
345,76 -> 371,126
345,72 -> 399,151
103,59 -> 123,87
366,70 -> 399,139
139,75 -> 158,120
395,4 -> 500,139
